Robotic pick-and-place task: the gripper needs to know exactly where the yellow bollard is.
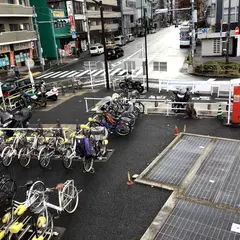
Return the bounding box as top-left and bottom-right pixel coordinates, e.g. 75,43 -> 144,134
183,124 -> 186,133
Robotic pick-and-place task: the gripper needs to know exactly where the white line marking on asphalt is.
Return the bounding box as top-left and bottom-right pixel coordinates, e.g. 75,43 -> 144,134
92,70 -> 105,76
117,69 -> 127,76
59,71 -> 76,78
35,72 -> 54,79
43,71 -> 61,78
68,72 -> 81,78
87,69 -> 99,75
51,71 -> 69,78
110,68 -> 122,76
75,70 -> 90,77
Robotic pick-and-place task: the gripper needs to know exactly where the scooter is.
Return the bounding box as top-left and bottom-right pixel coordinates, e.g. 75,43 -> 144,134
35,81 -> 58,101
119,76 -> 144,93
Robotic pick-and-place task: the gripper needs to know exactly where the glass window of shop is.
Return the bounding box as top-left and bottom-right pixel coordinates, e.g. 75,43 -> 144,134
74,1 -> 83,14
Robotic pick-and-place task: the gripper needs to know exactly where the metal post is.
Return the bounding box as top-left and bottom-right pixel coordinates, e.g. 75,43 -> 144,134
33,6 -> 44,72
84,0 -> 91,48
85,98 -> 89,112
144,9 -> 149,91
50,9 -> 59,65
99,1 -> 110,89
191,0 -> 195,62
89,61 -> 93,90
227,84 -> 232,124
226,0 -> 232,64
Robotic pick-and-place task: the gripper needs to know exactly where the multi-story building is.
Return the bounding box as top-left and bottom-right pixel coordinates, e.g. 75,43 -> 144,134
86,0 -> 121,44
119,0 -> 137,35
136,0 -> 153,35
30,0 -> 87,59
0,0 -> 37,68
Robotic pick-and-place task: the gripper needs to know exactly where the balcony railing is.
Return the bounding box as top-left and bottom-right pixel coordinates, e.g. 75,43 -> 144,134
0,31 -> 37,45
0,3 -> 33,17
87,10 -> 121,18
86,0 -> 117,6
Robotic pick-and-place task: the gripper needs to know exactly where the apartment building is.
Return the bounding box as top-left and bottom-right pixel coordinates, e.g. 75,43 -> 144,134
119,0 -> 137,35
86,0 -> 121,44
0,0 -> 37,68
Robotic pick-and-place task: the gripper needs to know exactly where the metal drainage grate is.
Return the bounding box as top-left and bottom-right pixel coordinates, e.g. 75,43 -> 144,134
185,140 -> 240,208
155,200 -> 240,240
143,135 -> 211,186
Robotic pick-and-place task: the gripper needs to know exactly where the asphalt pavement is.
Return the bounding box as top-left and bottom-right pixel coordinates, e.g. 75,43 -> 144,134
1,89 -> 239,240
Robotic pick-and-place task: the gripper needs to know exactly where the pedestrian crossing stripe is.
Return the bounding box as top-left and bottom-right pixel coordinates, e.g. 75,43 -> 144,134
35,67 -> 142,79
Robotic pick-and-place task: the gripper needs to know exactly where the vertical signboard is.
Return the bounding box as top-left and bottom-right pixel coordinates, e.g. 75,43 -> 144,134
66,1 -> 77,39
10,51 -> 15,66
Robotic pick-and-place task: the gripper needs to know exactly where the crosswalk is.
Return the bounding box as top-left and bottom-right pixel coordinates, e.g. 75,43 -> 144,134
35,67 -> 142,80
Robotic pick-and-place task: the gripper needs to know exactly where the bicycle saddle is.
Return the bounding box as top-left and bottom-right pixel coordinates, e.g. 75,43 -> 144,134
80,124 -> 90,130
25,180 -> 33,188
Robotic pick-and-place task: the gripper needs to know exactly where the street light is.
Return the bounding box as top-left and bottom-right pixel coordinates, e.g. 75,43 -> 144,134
91,0 -> 110,89
144,8 -> 149,91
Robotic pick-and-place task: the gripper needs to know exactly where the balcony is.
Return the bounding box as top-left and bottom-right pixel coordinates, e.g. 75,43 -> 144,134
0,4 -> 33,17
90,23 -> 119,32
86,0 -> 117,6
87,10 -> 121,18
0,31 -> 37,46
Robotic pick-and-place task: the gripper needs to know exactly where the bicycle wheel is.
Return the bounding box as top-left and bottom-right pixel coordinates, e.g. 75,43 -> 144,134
18,146 -> 31,168
135,102 -> 145,114
27,181 -> 46,210
38,147 -> 51,169
62,148 -> 73,169
2,146 -> 13,167
82,156 -> 94,173
61,183 -> 79,214
115,123 -> 131,136
0,178 -> 17,204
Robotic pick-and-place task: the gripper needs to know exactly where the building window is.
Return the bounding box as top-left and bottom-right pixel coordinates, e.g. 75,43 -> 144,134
75,20 -> 83,32
47,1 -> 63,10
213,39 -> 220,54
74,1 -> 83,14
0,24 -> 4,33
223,7 -> 238,23
9,24 -> 20,31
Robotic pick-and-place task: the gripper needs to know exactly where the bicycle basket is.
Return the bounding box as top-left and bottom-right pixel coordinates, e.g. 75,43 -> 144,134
90,126 -> 108,141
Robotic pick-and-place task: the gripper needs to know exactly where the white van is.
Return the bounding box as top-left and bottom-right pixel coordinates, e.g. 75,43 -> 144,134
114,36 -> 126,46
126,34 -> 135,42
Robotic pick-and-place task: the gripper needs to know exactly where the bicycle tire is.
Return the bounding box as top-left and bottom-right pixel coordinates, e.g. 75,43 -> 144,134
18,146 -> 31,168
62,148 -> 73,169
115,123 -> 131,136
82,156 -> 94,173
38,147 -> 51,169
61,183 -> 79,214
2,146 -> 13,167
0,178 -> 17,204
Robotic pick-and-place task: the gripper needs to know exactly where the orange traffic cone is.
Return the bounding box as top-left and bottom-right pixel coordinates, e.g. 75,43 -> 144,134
174,126 -> 179,136
126,171 -> 134,186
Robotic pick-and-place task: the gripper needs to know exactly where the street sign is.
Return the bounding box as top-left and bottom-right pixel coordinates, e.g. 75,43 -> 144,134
153,62 -> 167,72
124,61 -> 136,71
202,28 -> 206,33
154,8 -> 168,14
25,58 -> 35,69
235,26 -> 239,35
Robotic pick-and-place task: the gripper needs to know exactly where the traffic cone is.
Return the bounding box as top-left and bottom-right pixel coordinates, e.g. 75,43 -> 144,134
174,126 -> 179,136
217,104 -> 223,120
126,171 -> 134,186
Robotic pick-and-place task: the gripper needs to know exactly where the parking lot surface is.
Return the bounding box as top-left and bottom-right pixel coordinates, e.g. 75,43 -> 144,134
3,89 -> 240,240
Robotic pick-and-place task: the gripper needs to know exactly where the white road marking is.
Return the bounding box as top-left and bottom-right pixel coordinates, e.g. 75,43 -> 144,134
110,68 -> 122,76
43,71 -> 61,78
35,72 -> 54,79
117,69 -> 127,75
51,71 -> 69,78
59,71 -> 76,78
75,70 -> 90,77
92,70 -> 105,76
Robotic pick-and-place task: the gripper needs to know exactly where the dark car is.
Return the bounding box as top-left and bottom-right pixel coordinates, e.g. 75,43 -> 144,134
1,78 -> 32,97
107,46 -> 124,60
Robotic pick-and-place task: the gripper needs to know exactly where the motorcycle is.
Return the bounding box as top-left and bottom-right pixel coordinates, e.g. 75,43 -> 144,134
35,80 -> 58,101
0,106 -> 32,136
119,76 -> 144,93
19,91 -> 47,108
171,89 -> 191,113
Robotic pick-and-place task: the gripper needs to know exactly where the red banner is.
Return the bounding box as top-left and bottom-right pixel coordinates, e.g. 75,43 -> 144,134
10,51 -> 15,66
29,48 -> 33,58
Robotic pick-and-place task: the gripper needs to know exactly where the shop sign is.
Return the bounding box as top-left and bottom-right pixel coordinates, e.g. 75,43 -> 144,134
53,10 -> 65,18
64,45 -> 72,56
14,42 -> 30,51
10,52 -> 15,66
66,1 -> 77,39
66,1 -> 74,16
0,45 -> 10,54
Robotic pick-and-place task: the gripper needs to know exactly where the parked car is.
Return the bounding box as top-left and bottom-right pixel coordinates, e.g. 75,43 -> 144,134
114,36 -> 127,46
1,78 -> 32,97
107,46 -> 124,59
90,44 -> 104,56
126,34 -> 135,42
150,29 -> 156,34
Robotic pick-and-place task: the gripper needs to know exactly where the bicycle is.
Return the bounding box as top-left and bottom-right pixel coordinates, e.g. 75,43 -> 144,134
1,131 -> 26,167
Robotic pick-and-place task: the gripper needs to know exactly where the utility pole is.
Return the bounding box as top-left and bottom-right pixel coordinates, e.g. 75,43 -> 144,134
50,9 -> 59,64
191,0 -> 195,63
83,0 -> 91,49
33,6 -> 44,72
94,0 -> 110,89
226,0 -> 232,64
144,8 -> 149,91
